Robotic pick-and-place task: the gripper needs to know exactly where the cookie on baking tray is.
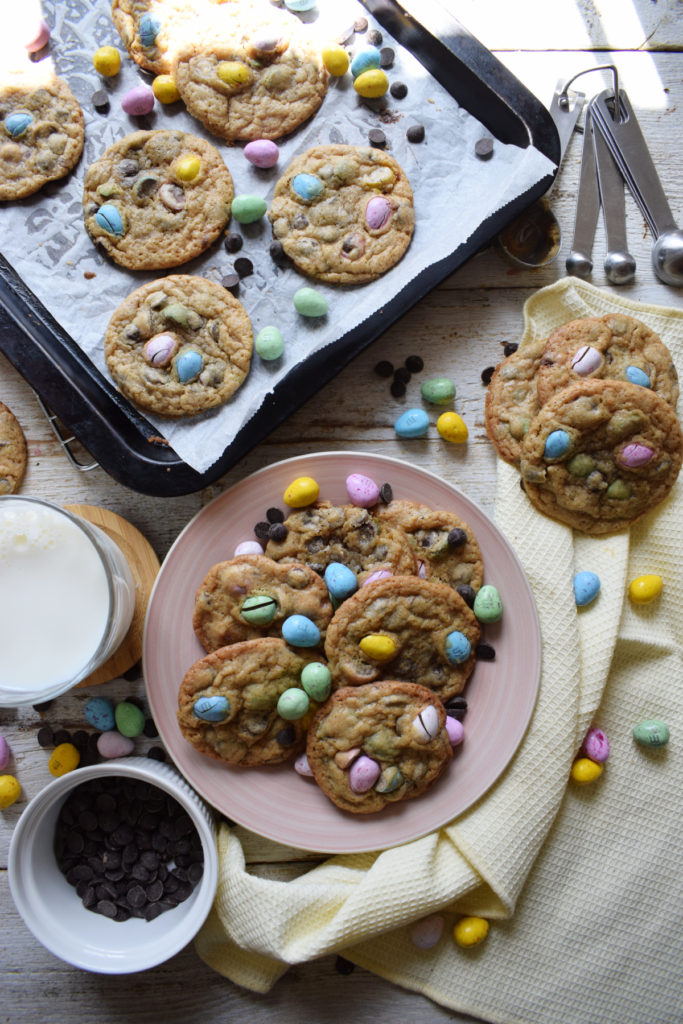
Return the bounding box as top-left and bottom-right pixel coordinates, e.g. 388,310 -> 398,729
82,129 -> 233,270
177,637 -> 320,767
375,499 -> 484,593
193,554 -> 334,652
484,334 -> 548,467
535,313 -> 679,409
0,70 -> 84,201
104,274 -> 252,417
111,0 -> 206,75
268,145 -> 415,284
306,681 -> 453,814
264,502 -> 418,582
324,575 -> 480,702
0,401 -> 27,494
172,3 -> 328,143
519,378 -> 683,535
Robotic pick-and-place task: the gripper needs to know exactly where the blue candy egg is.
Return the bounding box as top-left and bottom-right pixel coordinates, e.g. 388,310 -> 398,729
573,570 -> 601,607
394,408 -> 430,438
324,562 -> 358,601
139,13 -> 161,46
282,614 -> 321,647
445,630 -> 472,664
292,173 -> 324,202
84,696 -> 116,732
95,203 -> 125,236
194,695 -> 231,722
625,365 -> 651,388
174,349 -> 203,383
350,46 -> 382,78
544,428 -> 570,459
5,112 -> 33,138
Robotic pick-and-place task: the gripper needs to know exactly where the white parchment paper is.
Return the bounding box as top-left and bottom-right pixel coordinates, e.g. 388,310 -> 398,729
0,0 -> 555,473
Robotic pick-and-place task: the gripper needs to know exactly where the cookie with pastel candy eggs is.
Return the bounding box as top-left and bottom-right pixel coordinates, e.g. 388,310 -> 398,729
484,334 -> 549,467
0,401 -> 28,494
111,0 -> 210,75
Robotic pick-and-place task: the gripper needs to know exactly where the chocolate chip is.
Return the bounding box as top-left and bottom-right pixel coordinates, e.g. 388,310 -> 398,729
393,366 -> 411,384
146,746 -> 166,762
268,522 -> 288,542
266,506 -> 285,523
92,90 -> 110,112
224,232 -> 243,253
254,521 -> 271,541
447,528 -> 467,548
275,724 -> 296,746
143,717 -> 159,738
368,128 -> 386,148
390,81 -> 407,100
481,366 -> 495,385
455,584 -> 476,608
474,136 -> 494,160
379,482 -> 393,503
367,29 -> 383,45
404,355 -> 424,373
475,642 -> 496,661
445,696 -> 468,720
269,240 -> 290,267
32,699 -> 55,711
374,359 -> 394,378
37,725 -> 54,747
222,272 -> 240,292
53,729 -> 71,746
503,342 -> 519,356
390,379 -> 406,398
379,47 -> 394,68
406,124 -> 425,143
234,256 -> 253,278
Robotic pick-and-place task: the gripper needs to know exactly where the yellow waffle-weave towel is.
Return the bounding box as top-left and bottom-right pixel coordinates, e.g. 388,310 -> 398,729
195,278 -> 683,1022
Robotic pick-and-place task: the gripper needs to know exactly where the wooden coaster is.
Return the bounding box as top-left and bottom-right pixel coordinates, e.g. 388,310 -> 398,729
65,505 -> 160,688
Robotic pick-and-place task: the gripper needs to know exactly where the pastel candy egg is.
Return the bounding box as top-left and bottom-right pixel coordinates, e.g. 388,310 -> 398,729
445,630 -> 471,664
277,686 -> 310,720
581,727 -> 610,762
350,46 -> 381,78
412,704 -> 440,741
607,479 -> 631,499
93,46 -> 121,76
571,345 -> 603,375
97,731 -> 135,759
359,634 -> 397,661
114,701 -> 145,738
335,747 -> 361,769
240,594 -> 278,625
348,754 -> 381,793
284,475 -> 319,507
573,570 -> 600,607
284,0 -> 316,10
394,408 -> 429,438
625,365 -> 651,387
153,74 -> 180,103
345,472 -> 380,507
374,765 -> 403,793
322,44 -> 349,76
217,61 -> 251,87
473,584 -> 503,623
365,195 -> 393,231
5,112 -> 33,138
292,173 -> 324,202
294,751 -> 314,776
139,13 -> 161,46
282,614 -> 321,647
324,562 -> 358,601
235,540 -> 264,556
618,442 -> 654,468
122,84 -> 155,115
437,411 -> 468,443
193,695 -> 231,722
570,757 -> 603,784
25,19 -> 50,52
568,453 -> 596,477
300,662 -> 332,702
231,194 -> 267,223
446,716 -> 464,745
628,574 -> 663,604
0,775 -> 20,809
255,326 -> 284,360
95,204 -> 125,236
48,742 -> 80,777
174,349 -> 203,383
421,377 -> 456,405
244,139 -> 280,168
175,153 -> 201,180
411,914 -> 445,950
632,719 -> 669,747
544,429 -> 570,459
293,287 -> 328,317
84,696 -> 115,732
453,916 -> 489,947
363,569 -> 392,586
354,69 -> 389,98
144,332 -> 178,367
0,735 -> 10,771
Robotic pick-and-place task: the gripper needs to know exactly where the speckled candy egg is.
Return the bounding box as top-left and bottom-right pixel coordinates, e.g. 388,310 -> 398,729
244,139 -> 280,168
281,614 -> 321,647
324,562 -> 358,601
345,472 -> 380,507
84,696 -> 116,731
144,332 -> 178,367
573,570 -> 600,607
194,695 -> 231,722
122,84 -> 155,116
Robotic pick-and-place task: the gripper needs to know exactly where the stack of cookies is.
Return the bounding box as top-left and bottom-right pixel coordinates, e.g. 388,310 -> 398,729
485,313 -> 683,534
177,496 -> 490,814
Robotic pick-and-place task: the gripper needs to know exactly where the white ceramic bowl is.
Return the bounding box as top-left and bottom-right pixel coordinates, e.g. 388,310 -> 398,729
8,757 -> 218,973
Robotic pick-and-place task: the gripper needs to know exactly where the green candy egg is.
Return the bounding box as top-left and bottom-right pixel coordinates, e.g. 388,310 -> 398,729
632,719 -> 669,747
231,194 -> 268,223
277,687 -> 310,721
473,584 -> 503,623
420,377 -> 456,405
255,325 -> 284,360
240,594 -> 277,625
293,287 -> 328,317
300,662 -> 332,702
114,700 -> 146,738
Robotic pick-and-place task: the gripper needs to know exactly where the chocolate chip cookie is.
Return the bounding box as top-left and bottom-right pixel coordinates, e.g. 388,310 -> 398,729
306,681 -> 453,814
520,378 -> 683,534
111,0 -> 206,75
193,554 -> 334,651
104,274 -> 252,417
0,71 -> 84,200
83,129 -> 233,270
484,335 -> 548,466
0,401 -> 27,494
324,575 -> 480,702
268,145 -> 415,284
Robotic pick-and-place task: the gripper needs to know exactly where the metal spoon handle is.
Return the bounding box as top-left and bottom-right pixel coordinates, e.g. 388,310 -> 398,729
566,106 -> 600,276
591,115 -> 628,252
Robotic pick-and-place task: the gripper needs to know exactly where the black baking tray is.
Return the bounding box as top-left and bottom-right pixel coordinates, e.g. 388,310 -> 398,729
0,0 -> 560,496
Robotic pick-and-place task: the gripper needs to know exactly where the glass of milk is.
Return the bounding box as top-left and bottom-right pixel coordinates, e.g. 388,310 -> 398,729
0,496 -> 137,706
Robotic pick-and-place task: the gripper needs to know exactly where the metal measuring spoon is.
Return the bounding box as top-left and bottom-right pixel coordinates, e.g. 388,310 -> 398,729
590,110 -> 636,284
590,89 -> 683,286
566,106 -> 600,278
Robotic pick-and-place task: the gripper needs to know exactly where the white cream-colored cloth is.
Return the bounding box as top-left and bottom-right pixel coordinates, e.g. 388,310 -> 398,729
195,278 -> 683,1022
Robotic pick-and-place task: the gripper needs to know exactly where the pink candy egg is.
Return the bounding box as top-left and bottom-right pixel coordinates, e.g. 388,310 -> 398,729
362,569 -> 392,587
348,754 -> 381,793
618,442 -> 654,468
294,752 -> 314,777
446,717 -> 464,745
234,540 -> 264,556
410,914 -> 445,949
346,472 -> 380,507
0,734 -> 10,771
25,19 -> 50,52
571,345 -> 603,375
122,84 -> 155,116
97,731 -> 135,759
581,726 -> 609,763
365,195 -> 393,231
244,139 -> 280,168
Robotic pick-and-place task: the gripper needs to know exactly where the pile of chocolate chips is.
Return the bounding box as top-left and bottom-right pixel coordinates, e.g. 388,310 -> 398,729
55,776 -> 204,922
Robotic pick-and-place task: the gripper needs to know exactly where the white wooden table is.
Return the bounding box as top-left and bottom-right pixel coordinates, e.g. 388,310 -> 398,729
1,1 -> 681,1020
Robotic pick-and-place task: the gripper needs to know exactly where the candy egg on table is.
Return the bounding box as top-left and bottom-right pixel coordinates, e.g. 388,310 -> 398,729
574,571 -> 601,607
322,44 -> 349,76
293,287 -> 328,317
152,75 -> 181,104
581,727 -> 609,762
97,731 -> 135,759
0,734 -> 11,771
231,194 -> 268,224
437,411 -> 468,443
394,408 -> 429,438
628,574 -> 663,604
284,475 -> 319,507
473,584 -> 503,623
421,377 -> 456,405
570,757 -> 603,784
122,84 -> 155,116
453,916 -> 489,947
0,775 -> 21,808
48,742 -> 80,777
84,696 -> 116,732
244,139 -> 280,168
632,719 -> 670,747
354,69 -> 389,98
411,914 -> 445,949
93,46 -> 121,76
114,701 -> 146,738
255,326 -> 284,361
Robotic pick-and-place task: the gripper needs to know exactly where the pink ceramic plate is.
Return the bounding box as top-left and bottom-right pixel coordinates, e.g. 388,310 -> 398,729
144,452 -> 541,854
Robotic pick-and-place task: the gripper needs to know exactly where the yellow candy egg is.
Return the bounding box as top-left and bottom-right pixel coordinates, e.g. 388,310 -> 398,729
153,74 -> 181,104
437,411 -> 469,444
570,757 -> 603,784
93,46 -> 121,77
48,742 -> 80,778
217,61 -> 251,87
322,44 -> 350,76
283,476 -> 320,508
628,574 -> 663,604
175,153 -> 201,182
0,774 -> 21,809
353,69 -> 389,98
453,916 -> 489,947
359,634 -> 397,661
